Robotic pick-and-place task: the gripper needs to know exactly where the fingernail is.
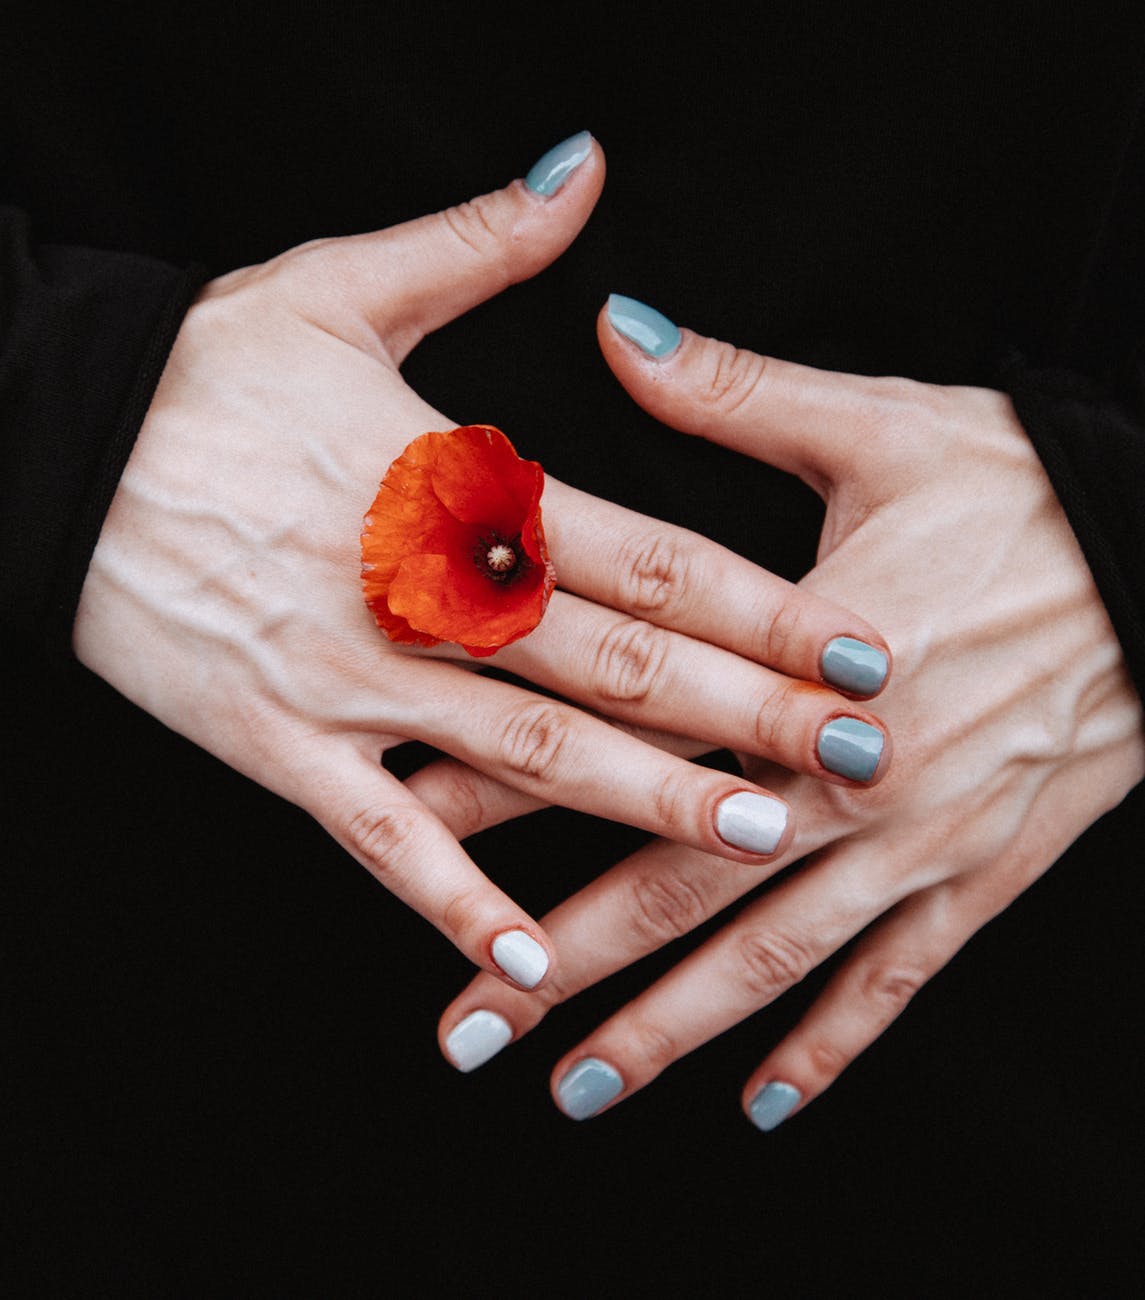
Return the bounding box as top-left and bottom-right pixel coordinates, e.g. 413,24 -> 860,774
444,1009 -> 514,1073
715,791 -> 788,856
556,1057 -> 624,1120
821,636 -> 889,696
606,293 -> 681,358
524,130 -> 593,196
491,929 -> 549,989
748,1081 -> 802,1132
817,717 -> 885,782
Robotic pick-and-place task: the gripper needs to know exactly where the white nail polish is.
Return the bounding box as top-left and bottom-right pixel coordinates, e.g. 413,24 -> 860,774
715,791 -> 788,855
491,930 -> 549,989
444,1010 -> 513,1073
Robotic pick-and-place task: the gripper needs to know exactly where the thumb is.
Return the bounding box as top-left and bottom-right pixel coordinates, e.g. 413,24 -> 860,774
320,132 -> 603,364
597,294 -> 913,498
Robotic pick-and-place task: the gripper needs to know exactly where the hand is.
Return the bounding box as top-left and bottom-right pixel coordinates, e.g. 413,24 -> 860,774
428,302 -> 1145,1114
73,145 -> 891,994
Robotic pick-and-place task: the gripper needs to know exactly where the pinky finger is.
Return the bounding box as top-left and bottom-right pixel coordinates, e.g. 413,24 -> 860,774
298,744 -> 556,992
740,880 -> 981,1132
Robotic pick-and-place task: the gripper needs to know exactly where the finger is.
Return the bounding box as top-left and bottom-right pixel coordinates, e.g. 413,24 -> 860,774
524,479 -> 892,697
407,722 -> 715,843
502,590 -> 892,784
405,657 -> 795,865
437,836 -> 768,1072
596,296 -> 927,497
544,847 -> 899,1119
322,133 -> 604,363
296,743 -> 557,991
739,881 -> 978,1131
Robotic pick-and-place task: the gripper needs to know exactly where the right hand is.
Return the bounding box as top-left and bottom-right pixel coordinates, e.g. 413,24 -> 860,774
74,137 -> 891,992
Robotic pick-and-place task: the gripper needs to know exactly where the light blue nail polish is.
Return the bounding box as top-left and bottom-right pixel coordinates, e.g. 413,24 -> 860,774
821,637 -> 889,696
524,131 -> 593,196
817,717 -> 885,783
606,293 -> 681,358
556,1057 -> 623,1121
748,1081 -> 802,1132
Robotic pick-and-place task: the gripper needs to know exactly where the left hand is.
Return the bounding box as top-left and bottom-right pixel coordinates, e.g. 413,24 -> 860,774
419,304 -> 1145,1119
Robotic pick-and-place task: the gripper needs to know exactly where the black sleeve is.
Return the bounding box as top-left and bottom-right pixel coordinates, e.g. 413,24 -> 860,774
0,206 -> 207,660
998,354 -> 1145,701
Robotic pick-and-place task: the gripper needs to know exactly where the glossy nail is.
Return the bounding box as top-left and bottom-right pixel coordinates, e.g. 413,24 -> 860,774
556,1058 -> 624,1120
524,131 -> 593,196
821,636 -> 889,696
491,929 -> 549,989
445,1010 -> 513,1073
748,1081 -> 802,1132
606,293 -> 681,358
715,791 -> 788,856
817,717 -> 885,782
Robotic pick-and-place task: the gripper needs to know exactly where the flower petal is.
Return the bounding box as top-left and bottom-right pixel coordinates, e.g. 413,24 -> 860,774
431,425 -> 542,534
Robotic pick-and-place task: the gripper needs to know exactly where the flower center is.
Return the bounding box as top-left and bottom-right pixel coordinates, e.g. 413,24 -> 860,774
485,543 -> 516,573
474,531 -> 530,584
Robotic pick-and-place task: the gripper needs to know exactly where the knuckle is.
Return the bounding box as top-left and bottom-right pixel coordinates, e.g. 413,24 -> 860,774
860,961 -> 927,1023
752,676 -> 799,756
440,196 -> 510,277
762,596 -> 806,669
532,970 -> 577,1011
497,701 -> 570,786
703,342 -> 771,417
807,1036 -> 852,1080
626,869 -> 711,948
650,765 -> 695,835
626,1016 -> 679,1074
345,804 -> 424,880
592,619 -> 671,706
733,927 -> 815,1001
433,765 -> 490,840
615,530 -> 691,619
439,886 -> 483,944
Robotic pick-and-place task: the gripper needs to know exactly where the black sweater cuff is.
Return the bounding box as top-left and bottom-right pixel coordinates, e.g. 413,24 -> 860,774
998,352 -> 1145,703
0,207 -> 208,660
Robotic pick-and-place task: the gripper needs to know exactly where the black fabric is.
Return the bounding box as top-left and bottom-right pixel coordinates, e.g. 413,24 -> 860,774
4,4 -> 1144,1293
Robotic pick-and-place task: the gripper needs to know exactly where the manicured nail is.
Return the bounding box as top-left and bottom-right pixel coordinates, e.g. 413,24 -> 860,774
821,636 -> 889,696
715,791 -> 788,856
444,1009 -> 513,1073
524,131 -> 593,196
491,929 -> 549,989
748,1081 -> 802,1132
606,293 -> 681,358
556,1057 -> 624,1120
817,717 -> 885,782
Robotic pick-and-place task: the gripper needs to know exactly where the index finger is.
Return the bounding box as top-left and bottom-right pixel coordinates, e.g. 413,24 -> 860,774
535,478 -> 892,699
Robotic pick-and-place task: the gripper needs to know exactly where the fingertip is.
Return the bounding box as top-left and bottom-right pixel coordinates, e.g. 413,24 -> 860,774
713,788 -> 792,861
489,926 -> 553,991
820,634 -> 893,699
440,1007 -> 515,1073
522,130 -> 604,201
816,715 -> 891,787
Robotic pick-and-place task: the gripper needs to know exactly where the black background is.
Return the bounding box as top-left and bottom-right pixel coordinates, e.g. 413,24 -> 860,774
5,3 -> 1144,1293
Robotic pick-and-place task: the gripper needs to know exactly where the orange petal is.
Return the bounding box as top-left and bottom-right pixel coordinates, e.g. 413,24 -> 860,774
431,425 -> 543,535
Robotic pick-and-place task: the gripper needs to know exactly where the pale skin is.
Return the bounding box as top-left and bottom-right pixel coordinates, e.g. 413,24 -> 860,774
73,139 -> 890,995
425,309 -> 1145,1122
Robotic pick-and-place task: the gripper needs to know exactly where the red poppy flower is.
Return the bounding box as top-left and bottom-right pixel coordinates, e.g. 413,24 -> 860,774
361,425 -> 556,658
